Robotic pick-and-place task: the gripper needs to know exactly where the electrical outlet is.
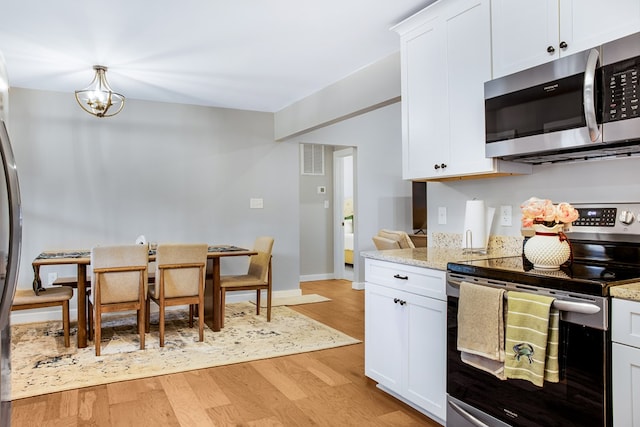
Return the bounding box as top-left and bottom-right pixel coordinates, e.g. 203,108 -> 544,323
47,272 -> 58,286
438,207 -> 447,225
500,205 -> 512,226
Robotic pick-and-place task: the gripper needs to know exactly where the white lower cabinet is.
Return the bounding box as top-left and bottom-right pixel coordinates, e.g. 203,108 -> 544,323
612,298 -> 640,427
364,258 -> 446,424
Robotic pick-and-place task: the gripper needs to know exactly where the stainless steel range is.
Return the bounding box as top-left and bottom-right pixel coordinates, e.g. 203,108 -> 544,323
446,203 -> 640,427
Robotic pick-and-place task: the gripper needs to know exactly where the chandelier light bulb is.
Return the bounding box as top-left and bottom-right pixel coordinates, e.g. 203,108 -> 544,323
75,65 -> 125,118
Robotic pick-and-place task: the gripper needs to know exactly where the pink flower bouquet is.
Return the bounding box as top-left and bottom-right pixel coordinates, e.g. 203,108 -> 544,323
520,197 -> 580,228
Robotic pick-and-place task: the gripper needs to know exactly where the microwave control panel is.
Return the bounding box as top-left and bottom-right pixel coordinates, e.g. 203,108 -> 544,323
602,55 -> 640,123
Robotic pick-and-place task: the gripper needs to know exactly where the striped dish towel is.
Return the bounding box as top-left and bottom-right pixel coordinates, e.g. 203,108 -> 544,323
504,291 -> 560,387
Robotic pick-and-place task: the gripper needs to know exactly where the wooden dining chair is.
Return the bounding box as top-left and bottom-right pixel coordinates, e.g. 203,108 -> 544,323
90,244 -> 148,356
11,287 -> 73,347
220,236 -> 274,328
146,243 -> 208,346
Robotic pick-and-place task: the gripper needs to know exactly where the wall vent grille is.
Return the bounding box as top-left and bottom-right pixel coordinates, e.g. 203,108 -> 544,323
301,144 -> 324,175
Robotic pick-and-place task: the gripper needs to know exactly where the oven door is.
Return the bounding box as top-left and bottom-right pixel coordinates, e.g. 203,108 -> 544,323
447,295 -> 610,427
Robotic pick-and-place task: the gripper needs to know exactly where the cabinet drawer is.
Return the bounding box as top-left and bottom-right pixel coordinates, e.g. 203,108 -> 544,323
612,298 -> 640,348
365,258 -> 445,300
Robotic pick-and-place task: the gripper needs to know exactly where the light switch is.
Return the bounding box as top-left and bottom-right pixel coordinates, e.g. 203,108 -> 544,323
250,198 -> 263,209
438,207 -> 447,225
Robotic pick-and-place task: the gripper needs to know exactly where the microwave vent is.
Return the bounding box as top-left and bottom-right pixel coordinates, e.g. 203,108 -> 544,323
499,140 -> 640,165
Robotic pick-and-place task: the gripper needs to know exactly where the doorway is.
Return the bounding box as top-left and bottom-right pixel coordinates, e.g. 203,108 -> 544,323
333,148 -> 355,281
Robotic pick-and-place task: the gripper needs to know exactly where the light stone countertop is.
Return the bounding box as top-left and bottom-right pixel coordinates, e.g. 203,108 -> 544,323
361,247 -> 518,271
362,232 -> 640,302
361,233 -> 524,271
610,283 -> 640,302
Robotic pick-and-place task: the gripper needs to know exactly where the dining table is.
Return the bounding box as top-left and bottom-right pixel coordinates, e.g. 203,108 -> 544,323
31,245 -> 257,348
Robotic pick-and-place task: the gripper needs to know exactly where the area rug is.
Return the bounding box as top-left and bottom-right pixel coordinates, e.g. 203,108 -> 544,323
254,293 -> 331,307
10,302 -> 359,400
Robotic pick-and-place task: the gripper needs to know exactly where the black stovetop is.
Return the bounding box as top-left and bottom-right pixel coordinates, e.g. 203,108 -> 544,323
448,204 -> 640,296
447,255 -> 640,297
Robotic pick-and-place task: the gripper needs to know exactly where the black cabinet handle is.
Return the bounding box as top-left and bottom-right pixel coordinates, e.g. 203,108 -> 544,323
547,45 -> 555,53
393,298 -> 407,305
393,274 -> 408,280
559,41 -> 568,49
434,164 -> 440,170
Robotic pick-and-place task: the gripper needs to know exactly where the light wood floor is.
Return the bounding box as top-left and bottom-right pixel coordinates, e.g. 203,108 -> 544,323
11,280 -> 441,426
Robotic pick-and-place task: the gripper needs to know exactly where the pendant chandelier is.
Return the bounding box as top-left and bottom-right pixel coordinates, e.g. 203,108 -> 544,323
75,65 -> 125,118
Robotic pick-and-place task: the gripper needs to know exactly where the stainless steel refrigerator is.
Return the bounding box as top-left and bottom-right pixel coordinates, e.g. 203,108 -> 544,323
0,119 -> 22,425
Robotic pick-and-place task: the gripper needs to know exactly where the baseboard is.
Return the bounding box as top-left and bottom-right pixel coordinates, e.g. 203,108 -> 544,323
11,308 -> 71,325
10,289 -> 304,325
300,273 -> 335,282
351,281 -> 365,290
223,289 -> 301,304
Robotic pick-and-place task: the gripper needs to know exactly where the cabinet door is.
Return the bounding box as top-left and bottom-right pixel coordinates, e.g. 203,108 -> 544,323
491,0 -> 559,78
364,283 -> 404,392
612,343 -> 640,427
405,292 -> 447,421
399,6 -> 449,180
442,0 -> 494,177
560,0 -> 640,56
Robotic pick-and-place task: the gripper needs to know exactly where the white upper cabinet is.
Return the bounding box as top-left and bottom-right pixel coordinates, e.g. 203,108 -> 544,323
492,0 -> 640,78
491,0 -> 559,77
443,0 -> 494,177
393,0 -> 530,180
398,9 -> 447,180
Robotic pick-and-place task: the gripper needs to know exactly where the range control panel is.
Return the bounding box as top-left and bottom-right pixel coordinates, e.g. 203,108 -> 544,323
573,207 -> 617,227
569,203 -> 640,235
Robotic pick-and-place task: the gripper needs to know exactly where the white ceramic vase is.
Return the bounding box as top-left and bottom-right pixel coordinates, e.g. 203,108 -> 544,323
523,224 -> 571,270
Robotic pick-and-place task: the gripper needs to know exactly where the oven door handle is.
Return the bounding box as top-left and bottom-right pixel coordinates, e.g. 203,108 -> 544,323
448,400 -> 491,427
552,299 -> 600,314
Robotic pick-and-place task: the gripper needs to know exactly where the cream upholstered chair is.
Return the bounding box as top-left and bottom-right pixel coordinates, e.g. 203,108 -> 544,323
220,236 -> 274,328
145,243 -> 208,347
90,244 -> 148,356
372,229 -> 416,250
12,287 -> 73,347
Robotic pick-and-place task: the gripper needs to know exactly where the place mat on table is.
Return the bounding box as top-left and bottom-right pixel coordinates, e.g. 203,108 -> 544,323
208,245 -> 249,252
35,251 -> 90,260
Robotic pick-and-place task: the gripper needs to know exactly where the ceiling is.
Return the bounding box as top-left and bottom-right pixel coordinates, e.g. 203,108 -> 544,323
0,1 -> 434,113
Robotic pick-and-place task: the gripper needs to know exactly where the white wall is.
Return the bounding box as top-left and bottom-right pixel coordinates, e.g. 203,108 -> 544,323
427,156 -> 640,237
8,88 -> 301,321
275,52 -> 401,141
299,145 -> 334,277
293,102 -> 412,286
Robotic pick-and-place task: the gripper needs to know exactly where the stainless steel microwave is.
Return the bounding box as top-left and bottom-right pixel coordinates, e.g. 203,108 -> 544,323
484,31 -> 640,164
